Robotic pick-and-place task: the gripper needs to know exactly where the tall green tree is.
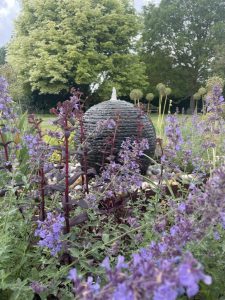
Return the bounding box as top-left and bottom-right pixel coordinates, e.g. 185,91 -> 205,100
142,0 -> 225,110
7,0 -> 147,101
213,45 -> 225,78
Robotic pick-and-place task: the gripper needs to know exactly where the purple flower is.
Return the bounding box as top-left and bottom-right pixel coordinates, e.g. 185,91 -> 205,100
178,203 -> 186,212
91,138 -> 149,204
153,282 -> 177,300
162,114 -> 184,172
68,267 -> 100,298
178,253 -> 212,298
213,231 -> 220,240
220,212 -> 225,229
101,257 -> 111,271
30,281 -> 46,294
68,268 -> 78,282
0,77 -> 17,120
35,212 -> 65,256
116,255 -> 128,270
113,283 -> 134,300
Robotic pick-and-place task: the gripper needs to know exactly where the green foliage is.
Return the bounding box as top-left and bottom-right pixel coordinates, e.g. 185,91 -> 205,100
0,47 -> 6,65
0,64 -> 31,109
206,75 -> 225,92
142,0 -> 225,99
187,229 -> 225,300
7,0 -> 148,101
213,45 -> 225,78
0,193 -> 36,299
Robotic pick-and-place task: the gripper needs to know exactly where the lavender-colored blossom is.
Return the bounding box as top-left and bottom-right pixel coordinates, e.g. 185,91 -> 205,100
89,138 -> 149,203
100,257 -> 111,271
35,212 -> 65,256
213,231 -> 220,240
113,283 -> 134,300
153,282 -> 177,300
161,114 -> 185,172
68,268 -> 100,299
165,114 -> 183,151
30,281 -> 46,294
206,85 -> 224,114
220,212 -> 225,229
178,253 -> 212,297
0,76 -> 17,120
68,268 -> 78,282
116,255 -> 128,270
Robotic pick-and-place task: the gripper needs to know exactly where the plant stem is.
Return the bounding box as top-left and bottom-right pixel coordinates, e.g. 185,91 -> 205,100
64,118 -> 70,234
79,118 -> 89,194
39,167 -> 46,221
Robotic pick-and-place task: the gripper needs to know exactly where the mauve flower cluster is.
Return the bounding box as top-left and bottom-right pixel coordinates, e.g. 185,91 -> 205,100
201,85 -> 225,151
85,138 -> 149,204
68,252 -> 211,300
30,281 -> 46,294
161,114 -> 187,172
23,133 -> 55,185
68,268 -> 100,299
23,134 -> 51,162
0,76 -> 17,121
165,114 -> 183,152
0,77 -> 19,166
161,85 -> 225,174
205,85 -> 224,115
75,117 -> 117,148
68,163 -> 225,299
50,89 -> 82,128
35,212 -> 65,256
95,118 -> 117,133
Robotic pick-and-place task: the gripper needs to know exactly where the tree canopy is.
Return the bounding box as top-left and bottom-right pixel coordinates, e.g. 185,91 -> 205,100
213,45 -> 225,78
7,0 -> 147,99
142,0 -> 225,100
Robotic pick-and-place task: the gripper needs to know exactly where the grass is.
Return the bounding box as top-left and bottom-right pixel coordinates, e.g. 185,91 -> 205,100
38,114 -> 56,131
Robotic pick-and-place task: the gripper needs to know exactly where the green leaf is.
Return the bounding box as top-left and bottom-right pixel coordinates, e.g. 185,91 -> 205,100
102,233 -> 110,244
69,248 -> 80,258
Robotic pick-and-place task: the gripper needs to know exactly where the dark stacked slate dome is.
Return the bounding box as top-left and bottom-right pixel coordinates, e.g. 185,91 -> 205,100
83,94 -> 156,174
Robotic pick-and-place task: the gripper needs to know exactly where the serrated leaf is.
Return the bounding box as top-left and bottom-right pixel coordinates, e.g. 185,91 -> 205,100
69,248 -> 80,258
102,233 -> 110,244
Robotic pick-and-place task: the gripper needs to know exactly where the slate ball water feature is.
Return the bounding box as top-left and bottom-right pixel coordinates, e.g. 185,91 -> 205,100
83,88 -> 156,174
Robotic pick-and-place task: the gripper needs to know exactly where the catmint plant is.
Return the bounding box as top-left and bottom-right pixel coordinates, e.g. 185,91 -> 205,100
35,212 -> 65,256
50,89 -> 83,233
68,160 -> 225,299
24,114 -> 54,220
0,76 -> 18,171
201,85 -> 225,171
85,138 -> 149,209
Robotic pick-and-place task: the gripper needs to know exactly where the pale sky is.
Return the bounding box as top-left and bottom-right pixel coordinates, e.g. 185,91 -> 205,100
0,0 -> 160,47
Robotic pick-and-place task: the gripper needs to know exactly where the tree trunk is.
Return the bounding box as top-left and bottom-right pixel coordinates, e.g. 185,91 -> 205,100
189,95 -> 195,114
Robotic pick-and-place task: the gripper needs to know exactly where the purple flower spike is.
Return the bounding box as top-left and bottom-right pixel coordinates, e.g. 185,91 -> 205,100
101,257 -> 111,271
113,283 -> 134,300
35,212 -> 65,256
153,282 -> 177,300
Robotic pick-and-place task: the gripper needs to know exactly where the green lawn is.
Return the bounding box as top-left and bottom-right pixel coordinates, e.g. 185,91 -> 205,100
38,114 -> 56,131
